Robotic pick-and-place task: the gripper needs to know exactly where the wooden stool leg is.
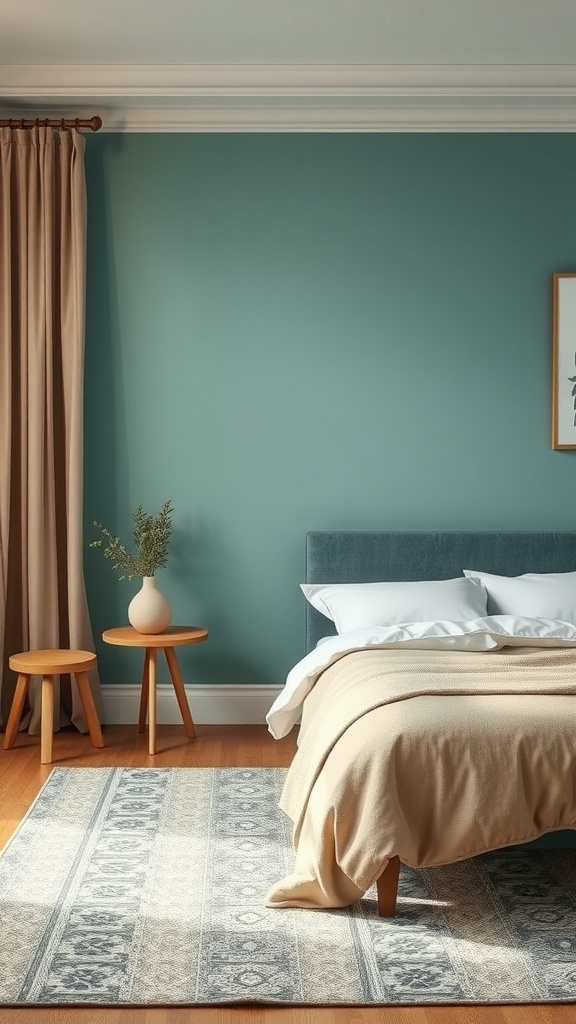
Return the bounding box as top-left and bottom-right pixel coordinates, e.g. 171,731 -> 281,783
376,856 -> 400,917
164,647 -> 196,739
148,648 -> 157,756
3,674 -> 30,749
41,676 -> 54,765
138,648 -> 151,734
74,671 -> 104,748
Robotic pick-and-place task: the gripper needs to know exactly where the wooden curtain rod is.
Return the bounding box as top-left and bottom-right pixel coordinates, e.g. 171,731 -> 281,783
0,115 -> 102,132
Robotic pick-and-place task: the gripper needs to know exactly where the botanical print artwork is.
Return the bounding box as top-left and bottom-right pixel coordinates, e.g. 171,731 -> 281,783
552,273 -> 576,449
568,351 -> 576,427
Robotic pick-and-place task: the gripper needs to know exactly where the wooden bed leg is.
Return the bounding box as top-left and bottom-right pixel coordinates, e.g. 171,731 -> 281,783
376,856 -> 400,917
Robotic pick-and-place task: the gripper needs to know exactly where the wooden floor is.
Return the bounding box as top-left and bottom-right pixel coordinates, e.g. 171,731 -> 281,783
0,723 -> 573,1024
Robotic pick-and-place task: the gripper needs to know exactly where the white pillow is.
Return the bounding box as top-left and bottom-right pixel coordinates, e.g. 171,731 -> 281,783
463,569 -> 576,623
300,576 -> 487,634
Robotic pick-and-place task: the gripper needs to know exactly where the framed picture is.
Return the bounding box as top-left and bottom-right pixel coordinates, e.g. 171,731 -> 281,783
552,272 -> 576,450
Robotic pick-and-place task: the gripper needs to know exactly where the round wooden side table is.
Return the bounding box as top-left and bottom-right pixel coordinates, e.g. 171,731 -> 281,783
102,626 -> 208,755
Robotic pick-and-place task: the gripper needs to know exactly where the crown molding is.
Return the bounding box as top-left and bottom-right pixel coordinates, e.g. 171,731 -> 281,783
3,62 -> 576,95
2,63 -> 576,131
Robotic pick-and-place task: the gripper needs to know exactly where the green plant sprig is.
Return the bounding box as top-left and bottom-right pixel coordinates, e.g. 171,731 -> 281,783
90,500 -> 173,581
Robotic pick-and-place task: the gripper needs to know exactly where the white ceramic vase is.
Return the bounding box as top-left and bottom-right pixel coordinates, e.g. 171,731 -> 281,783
128,576 -> 172,634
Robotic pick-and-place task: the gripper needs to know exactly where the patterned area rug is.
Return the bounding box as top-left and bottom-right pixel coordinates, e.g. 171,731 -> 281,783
0,766 -> 575,1006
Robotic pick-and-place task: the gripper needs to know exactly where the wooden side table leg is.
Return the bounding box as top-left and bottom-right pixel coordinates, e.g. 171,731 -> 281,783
74,671 -> 104,748
164,647 -> 196,739
138,648 -> 151,734
148,648 -> 157,756
41,675 -> 54,765
3,674 -> 30,749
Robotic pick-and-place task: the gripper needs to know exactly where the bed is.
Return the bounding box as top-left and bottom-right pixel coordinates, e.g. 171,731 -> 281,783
265,531 -> 576,915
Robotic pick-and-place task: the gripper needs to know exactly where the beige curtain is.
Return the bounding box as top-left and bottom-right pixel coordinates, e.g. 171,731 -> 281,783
0,125 -> 100,734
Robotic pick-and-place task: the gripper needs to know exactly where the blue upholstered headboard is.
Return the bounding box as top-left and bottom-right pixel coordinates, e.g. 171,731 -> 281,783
305,531 -> 576,652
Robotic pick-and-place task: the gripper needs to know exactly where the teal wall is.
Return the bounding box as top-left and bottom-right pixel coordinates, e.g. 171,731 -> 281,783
83,133 -> 576,686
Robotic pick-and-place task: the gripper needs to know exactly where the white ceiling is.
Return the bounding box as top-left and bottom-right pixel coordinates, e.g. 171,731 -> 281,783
3,0 -> 576,64
2,0 -> 576,131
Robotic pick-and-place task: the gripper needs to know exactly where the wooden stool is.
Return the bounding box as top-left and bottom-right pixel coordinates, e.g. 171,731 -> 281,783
3,649 -> 104,764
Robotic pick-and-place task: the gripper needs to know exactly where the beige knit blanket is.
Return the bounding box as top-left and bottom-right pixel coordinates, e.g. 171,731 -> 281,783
265,646 -> 576,908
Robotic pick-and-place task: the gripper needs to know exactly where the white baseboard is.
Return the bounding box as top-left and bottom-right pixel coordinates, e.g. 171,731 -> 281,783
100,684 -> 282,726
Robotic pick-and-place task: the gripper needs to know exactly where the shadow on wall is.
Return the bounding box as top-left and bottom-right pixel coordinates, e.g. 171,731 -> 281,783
84,132 -> 134,663
169,522 -> 270,685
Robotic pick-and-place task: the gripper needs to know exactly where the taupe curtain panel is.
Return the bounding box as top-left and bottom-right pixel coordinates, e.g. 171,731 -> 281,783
0,126 -> 100,734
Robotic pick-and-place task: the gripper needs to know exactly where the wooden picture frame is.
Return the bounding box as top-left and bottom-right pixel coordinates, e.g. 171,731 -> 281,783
552,272 -> 576,450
